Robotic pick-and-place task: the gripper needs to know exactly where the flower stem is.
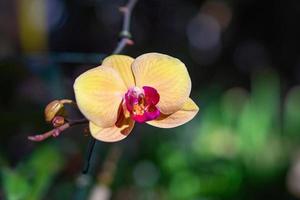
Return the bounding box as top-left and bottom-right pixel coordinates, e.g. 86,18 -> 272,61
81,137 -> 97,174
113,0 -> 138,54
27,118 -> 88,142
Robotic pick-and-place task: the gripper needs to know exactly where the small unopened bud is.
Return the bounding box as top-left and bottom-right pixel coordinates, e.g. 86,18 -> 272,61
44,99 -> 73,122
45,100 -> 65,122
52,116 -> 65,127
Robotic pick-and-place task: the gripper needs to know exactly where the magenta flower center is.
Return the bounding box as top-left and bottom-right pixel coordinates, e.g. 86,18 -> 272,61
124,86 -> 160,123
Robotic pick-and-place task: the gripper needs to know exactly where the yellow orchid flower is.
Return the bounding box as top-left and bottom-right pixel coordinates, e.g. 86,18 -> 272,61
74,53 -> 199,142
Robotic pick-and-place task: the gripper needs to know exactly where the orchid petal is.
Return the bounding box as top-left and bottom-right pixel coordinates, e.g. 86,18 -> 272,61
102,55 -> 135,88
89,114 -> 135,142
132,53 -> 191,114
74,66 -> 127,128
143,86 -> 160,105
147,98 -> 199,128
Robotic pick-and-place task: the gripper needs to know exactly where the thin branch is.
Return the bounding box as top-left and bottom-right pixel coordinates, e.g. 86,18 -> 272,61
68,118 -> 89,126
28,119 -> 88,142
81,137 -> 97,174
113,0 -> 138,54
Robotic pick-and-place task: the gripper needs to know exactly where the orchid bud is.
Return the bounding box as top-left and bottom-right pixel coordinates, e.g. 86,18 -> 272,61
44,99 -> 73,123
52,116 -> 65,127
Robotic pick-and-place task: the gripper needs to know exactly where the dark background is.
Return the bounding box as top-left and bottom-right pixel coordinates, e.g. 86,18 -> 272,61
1,0 -> 300,199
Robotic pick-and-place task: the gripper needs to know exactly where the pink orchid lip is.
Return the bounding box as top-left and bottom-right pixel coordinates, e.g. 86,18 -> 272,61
124,86 -> 160,123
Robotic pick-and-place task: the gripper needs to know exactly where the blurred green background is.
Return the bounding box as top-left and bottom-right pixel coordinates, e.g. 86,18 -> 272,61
1,0 -> 300,199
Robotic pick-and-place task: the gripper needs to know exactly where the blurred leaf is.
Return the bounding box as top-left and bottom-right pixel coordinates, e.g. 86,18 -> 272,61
194,127 -> 238,160
23,144 -> 64,200
169,171 -> 200,199
158,143 -> 188,174
237,72 -> 280,157
2,144 -> 64,200
284,86 -> 300,137
2,168 -> 30,200
197,163 -> 242,197
221,87 -> 249,128
244,136 -> 288,181
193,96 -> 238,160
251,71 -> 279,118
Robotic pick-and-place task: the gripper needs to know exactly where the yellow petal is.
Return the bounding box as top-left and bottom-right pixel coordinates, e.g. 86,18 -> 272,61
102,55 -> 135,89
89,115 -> 135,142
74,66 -> 127,128
147,98 -> 199,128
132,53 -> 191,114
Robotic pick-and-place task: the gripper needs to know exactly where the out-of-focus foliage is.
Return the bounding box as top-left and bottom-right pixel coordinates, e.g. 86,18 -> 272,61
284,86 -> 300,137
2,145 -> 64,200
194,72 -> 286,175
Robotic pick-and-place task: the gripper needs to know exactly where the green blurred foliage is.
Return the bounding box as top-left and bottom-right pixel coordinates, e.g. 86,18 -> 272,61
2,145 -> 64,200
284,86 -> 300,137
